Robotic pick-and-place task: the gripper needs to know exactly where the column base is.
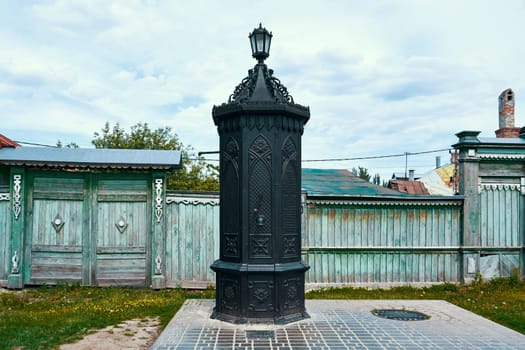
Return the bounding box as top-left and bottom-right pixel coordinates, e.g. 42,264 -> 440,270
211,307 -> 309,325
210,260 -> 310,324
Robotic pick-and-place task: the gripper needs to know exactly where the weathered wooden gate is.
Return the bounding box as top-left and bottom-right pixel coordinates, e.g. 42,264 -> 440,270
95,178 -> 149,287
27,175 -> 85,285
25,173 -> 151,287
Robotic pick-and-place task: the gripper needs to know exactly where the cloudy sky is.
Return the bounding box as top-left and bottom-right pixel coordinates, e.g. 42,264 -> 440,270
1,1 -> 524,181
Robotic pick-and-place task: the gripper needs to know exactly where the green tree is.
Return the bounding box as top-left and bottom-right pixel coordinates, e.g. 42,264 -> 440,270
372,173 -> 381,185
92,122 -> 219,191
351,166 -> 385,186
351,166 -> 371,182
56,140 -> 79,148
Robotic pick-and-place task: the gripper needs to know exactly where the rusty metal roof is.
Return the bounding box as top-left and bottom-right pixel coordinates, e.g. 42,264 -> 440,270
0,134 -> 20,148
0,147 -> 182,170
388,180 -> 430,195
301,168 -> 410,197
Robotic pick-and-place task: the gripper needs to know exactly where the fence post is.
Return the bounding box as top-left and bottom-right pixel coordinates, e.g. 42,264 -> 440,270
7,167 -> 25,289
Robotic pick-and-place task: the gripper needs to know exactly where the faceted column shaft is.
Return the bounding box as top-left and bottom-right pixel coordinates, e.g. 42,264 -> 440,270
210,26 -> 310,323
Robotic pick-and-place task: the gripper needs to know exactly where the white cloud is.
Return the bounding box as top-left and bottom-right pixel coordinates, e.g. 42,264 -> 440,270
1,0 -> 524,180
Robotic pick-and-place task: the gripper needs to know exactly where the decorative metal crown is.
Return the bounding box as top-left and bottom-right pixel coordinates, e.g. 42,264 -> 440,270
228,63 -> 294,104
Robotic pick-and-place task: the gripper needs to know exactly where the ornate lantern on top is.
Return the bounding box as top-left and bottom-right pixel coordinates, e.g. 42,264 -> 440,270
210,24 -> 310,324
249,23 -> 272,63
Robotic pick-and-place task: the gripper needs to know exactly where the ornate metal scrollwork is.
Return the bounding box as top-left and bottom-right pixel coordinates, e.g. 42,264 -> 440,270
227,64 -> 295,104
224,234 -> 239,256
283,236 -> 297,256
251,237 -> 270,256
248,280 -> 274,312
282,277 -> 301,310
229,68 -> 258,103
266,69 -> 294,104
13,174 -> 22,220
253,288 -> 270,303
155,178 -> 163,223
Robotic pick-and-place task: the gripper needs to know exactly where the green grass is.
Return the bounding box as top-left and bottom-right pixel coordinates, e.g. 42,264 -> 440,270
1,276 -> 523,349
0,284 -> 213,350
306,275 -> 525,335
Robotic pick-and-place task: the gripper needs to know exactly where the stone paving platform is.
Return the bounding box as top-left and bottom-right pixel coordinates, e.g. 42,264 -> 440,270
151,299 -> 524,349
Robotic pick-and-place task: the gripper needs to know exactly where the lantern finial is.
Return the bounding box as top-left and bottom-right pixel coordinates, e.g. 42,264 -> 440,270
249,23 -> 272,63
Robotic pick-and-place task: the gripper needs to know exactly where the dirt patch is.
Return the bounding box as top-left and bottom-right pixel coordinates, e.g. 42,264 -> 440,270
59,317 -> 160,350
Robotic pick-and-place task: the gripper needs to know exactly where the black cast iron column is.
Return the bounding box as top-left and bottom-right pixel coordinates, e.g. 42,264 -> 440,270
210,24 -> 310,324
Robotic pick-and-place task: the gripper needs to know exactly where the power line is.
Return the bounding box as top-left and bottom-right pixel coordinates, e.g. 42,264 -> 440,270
13,139 -> 451,165
302,148 -> 451,162
15,140 -> 57,147
192,147 -> 451,163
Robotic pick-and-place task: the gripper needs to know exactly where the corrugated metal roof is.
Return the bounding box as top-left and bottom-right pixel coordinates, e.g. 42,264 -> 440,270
0,147 -> 182,170
391,172 -> 422,180
301,168 -> 410,197
478,137 -> 525,145
388,180 -> 429,195
418,164 -> 455,195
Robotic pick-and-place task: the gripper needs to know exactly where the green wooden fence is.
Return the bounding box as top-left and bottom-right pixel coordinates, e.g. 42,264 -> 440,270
165,193 -> 219,288
477,185 -> 522,279
303,198 -> 462,286
164,192 -> 465,288
2,188 -> 523,288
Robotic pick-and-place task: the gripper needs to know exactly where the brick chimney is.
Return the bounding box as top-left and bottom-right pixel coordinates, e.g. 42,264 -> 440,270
495,88 -> 520,138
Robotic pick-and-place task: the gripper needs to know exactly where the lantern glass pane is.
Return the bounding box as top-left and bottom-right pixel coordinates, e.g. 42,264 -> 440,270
256,33 -> 264,53
250,35 -> 256,55
264,35 -> 271,54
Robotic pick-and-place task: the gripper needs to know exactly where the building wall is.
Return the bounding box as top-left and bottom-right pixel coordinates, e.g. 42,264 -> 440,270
454,131 -> 525,282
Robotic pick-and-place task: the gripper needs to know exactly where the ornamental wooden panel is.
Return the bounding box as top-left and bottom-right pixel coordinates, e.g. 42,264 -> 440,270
95,179 -> 149,287
28,177 -> 85,284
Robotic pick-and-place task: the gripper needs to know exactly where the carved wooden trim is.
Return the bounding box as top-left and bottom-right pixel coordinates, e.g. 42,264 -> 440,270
155,178 -> 163,223
12,174 -> 22,220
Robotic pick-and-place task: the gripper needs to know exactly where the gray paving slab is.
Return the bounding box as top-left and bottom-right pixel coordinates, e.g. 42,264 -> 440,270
151,299 -> 525,349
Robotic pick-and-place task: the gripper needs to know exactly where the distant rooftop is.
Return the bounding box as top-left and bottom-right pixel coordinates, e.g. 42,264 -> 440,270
388,180 -> 429,195
0,147 -> 182,170
478,137 -> 525,145
301,168 -> 409,197
418,163 -> 455,196
0,134 -> 20,149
